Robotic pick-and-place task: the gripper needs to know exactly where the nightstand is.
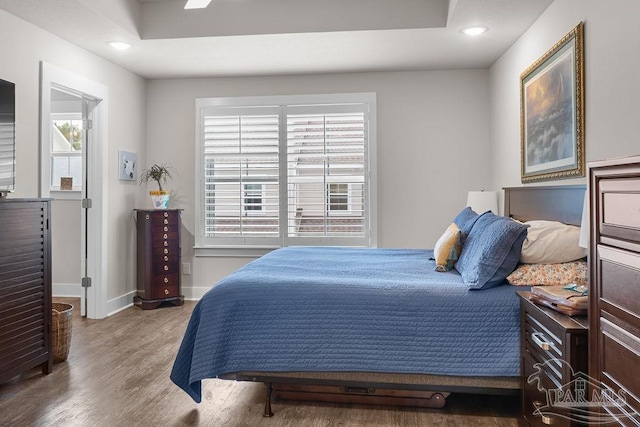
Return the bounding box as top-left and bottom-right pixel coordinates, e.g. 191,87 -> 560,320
518,291 -> 588,426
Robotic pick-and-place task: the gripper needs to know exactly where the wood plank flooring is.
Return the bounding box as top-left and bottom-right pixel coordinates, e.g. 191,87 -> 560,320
0,298 -> 526,426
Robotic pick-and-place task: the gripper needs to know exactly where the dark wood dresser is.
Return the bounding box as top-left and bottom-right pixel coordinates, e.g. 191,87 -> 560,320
0,199 -> 52,383
134,209 -> 184,310
588,156 -> 640,425
518,292 -> 588,426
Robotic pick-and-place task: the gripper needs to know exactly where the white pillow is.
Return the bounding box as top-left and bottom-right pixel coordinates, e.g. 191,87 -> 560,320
520,220 -> 587,264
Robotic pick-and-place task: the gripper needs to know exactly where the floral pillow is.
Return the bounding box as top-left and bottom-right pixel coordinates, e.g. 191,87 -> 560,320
506,261 -> 587,286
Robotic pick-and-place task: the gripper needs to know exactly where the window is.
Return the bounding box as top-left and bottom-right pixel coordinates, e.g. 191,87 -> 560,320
328,183 -> 349,212
202,108 -> 280,239
196,93 -> 376,251
43,85 -> 89,196
244,183 -> 264,212
51,114 -> 83,191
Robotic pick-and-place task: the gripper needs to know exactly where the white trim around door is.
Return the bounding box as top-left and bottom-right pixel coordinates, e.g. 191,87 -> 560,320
40,61 -> 109,319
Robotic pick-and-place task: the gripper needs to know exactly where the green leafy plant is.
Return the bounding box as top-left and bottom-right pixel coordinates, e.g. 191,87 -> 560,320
138,163 -> 176,192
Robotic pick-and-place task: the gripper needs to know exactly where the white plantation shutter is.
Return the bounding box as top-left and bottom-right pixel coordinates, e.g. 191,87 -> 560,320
201,106 -> 280,245
0,121 -> 14,191
196,94 -> 376,250
285,104 -> 368,245
0,81 -> 14,193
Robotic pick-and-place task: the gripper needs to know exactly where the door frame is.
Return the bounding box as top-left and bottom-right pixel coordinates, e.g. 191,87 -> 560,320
40,61 -> 109,319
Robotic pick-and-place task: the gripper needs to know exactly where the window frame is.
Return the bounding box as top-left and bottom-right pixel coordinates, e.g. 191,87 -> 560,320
195,93 -> 377,256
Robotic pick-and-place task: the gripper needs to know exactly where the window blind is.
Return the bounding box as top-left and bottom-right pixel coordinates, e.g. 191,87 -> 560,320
286,107 -> 366,239
0,122 -> 14,190
202,107 -> 280,240
196,94 -> 376,250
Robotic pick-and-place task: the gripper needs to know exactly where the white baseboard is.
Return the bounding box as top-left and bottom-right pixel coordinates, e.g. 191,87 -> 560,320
106,291 -> 136,316
182,286 -> 212,301
54,283 -> 207,311
52,283 -> 82,298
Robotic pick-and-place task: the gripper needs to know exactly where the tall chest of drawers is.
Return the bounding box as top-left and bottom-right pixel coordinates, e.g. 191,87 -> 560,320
0,199 -> 52,382
134,209 -> 184,310
588,156 -> 640,425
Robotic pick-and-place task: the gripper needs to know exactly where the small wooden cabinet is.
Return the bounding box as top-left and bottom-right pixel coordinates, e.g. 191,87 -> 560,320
588,156 -> 640,425
0,199 -> 52,383
518,292 -> 588,427
134,209 -> 184,310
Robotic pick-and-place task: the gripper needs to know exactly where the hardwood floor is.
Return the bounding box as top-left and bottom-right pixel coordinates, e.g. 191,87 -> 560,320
0,298 -> 526,426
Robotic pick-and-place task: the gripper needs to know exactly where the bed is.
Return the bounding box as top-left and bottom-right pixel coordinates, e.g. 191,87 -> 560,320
171,185 -> 585,415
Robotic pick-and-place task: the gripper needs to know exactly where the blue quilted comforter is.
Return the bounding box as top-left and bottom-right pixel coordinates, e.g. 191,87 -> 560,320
171,247 -> 524,402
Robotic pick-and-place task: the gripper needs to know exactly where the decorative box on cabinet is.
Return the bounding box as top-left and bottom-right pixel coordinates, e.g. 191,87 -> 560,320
518,292 -> 588,427
588,156 -> 640,426
0,199 -> 52,383
134,209 -> 184,310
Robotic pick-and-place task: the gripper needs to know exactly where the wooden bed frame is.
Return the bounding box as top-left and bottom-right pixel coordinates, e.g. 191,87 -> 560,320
221,185 -> 586,416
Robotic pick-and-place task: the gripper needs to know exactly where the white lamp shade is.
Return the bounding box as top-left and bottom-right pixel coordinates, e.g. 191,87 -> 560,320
467,191 -> 498,215
578,189 -> 589,249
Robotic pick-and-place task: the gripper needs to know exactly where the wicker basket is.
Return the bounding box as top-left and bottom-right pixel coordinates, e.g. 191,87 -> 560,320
52,302 -> 74,363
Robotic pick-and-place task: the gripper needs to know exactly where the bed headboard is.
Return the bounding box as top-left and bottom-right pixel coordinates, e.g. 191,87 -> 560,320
503,185 -> 586,226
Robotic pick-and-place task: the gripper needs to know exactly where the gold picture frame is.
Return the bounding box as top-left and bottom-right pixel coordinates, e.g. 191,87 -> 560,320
520,22 -> 584,183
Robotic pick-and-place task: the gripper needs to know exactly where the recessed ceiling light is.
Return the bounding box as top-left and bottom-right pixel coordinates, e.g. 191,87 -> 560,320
108,41 -> 132,51
184,0 -> 212,9
461,26 -> 488,36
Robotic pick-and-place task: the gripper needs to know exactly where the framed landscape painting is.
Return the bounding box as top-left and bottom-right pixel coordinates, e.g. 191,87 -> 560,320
520,22 -> 584,183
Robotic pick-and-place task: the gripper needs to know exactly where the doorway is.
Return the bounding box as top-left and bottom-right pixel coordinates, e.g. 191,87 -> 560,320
40,62 -> 109,319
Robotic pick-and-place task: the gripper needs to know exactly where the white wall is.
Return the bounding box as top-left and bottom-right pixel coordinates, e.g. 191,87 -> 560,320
146,70 -> 492,297
0,9 -> 146,311
490,0 -> 640,192
50,201 -> 81,295
17,0 -> 628,306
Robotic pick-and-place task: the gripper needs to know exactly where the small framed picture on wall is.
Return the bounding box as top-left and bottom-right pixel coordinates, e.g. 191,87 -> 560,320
119,150 -> 137,181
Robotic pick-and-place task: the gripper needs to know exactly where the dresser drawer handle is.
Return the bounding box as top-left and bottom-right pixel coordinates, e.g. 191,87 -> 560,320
533,401 -> 553,425
164,265 -> 169,271
164,248 -> 169,254
164,219 -> 168,225
163,233 -> 168,239
163,277 -> 169,283
164,226 -> 168,232
164,288 -> 169,295
164,256 -> 168,261
532,332 -> 555,351
164,241 -> 168,247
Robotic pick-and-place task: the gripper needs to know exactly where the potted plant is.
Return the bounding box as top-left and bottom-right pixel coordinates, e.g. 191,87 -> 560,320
139,163 -> 176,209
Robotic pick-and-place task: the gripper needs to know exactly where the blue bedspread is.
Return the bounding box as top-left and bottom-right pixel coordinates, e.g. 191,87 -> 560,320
171,247 -> 524,403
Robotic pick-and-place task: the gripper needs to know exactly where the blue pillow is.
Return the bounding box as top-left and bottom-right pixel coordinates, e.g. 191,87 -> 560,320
455,212 -> 529,290
452,207 -> 481,246
453,206 -> 477,228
